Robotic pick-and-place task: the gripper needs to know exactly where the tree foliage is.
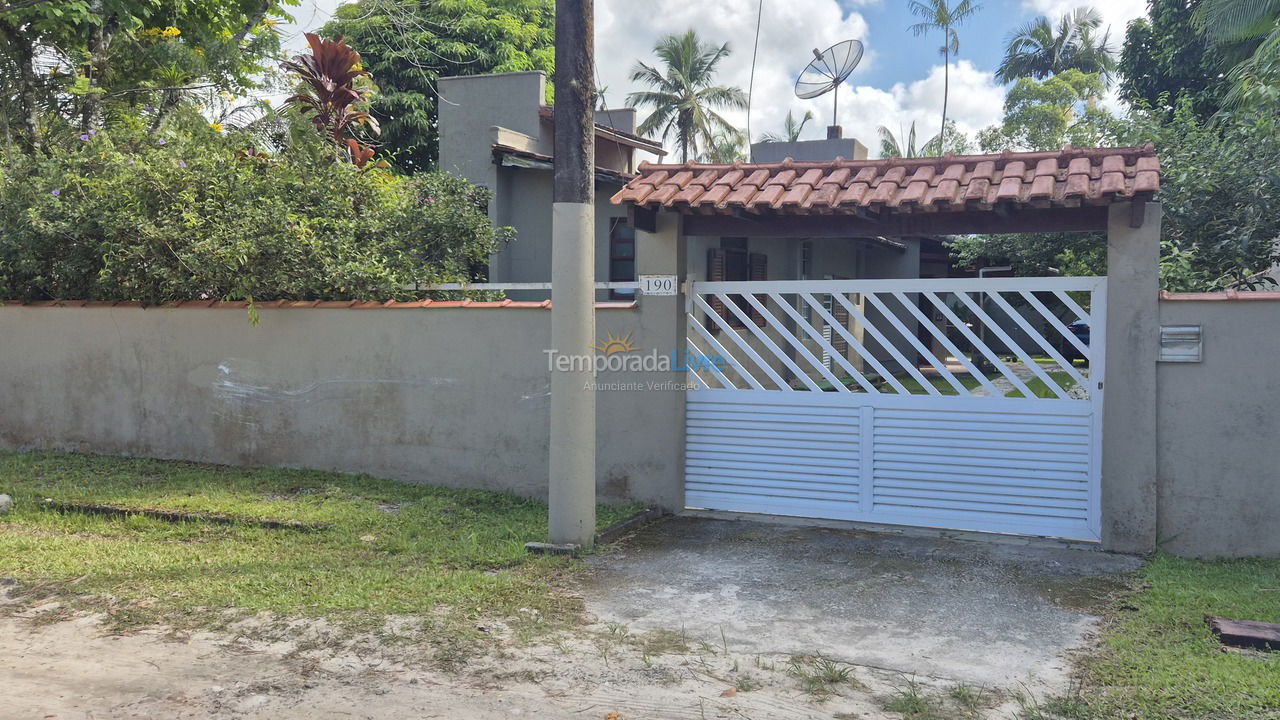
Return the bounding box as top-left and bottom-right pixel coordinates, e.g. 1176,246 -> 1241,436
957,97 -> 1280,290
759,110 -> 813,143
1115,99 -> 1280,290
878,119 -> 970,158
0,114 -> 508,304
282,32 -> 382,167
627,30 -> 747,164
1119,0 -> 1233,118
0,0 -> 291,151
323,0 -> 554,172
1193,0 -> 1280,110
703,128 -> 747,163
996,7 -> 1117,84
978,70 -> 1111,152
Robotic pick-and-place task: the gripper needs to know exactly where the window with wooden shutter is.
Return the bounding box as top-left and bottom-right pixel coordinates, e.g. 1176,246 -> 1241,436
749,252 -> 768,326
831,294 -> 851,355
706,247 -> 727,333
608,219 -> 636,300
707,241 -> 763,331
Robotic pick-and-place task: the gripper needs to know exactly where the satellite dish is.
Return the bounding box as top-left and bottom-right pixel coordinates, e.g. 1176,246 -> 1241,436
794,39 -> 864,135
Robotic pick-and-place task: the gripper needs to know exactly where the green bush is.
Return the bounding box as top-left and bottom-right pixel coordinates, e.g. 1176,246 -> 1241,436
0,117 -> 509,304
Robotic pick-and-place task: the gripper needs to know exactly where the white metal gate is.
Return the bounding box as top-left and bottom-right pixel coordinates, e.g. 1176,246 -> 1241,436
684,277 -> 1106,541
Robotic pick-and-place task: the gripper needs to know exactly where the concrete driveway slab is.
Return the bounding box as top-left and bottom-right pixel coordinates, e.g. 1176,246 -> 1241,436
584,515 -> 1143,693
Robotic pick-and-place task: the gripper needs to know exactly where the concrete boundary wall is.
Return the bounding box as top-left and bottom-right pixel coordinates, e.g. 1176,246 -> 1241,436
0,303 -> 685,509
1155,293 -> 1280,557
4,281 -> 1279,558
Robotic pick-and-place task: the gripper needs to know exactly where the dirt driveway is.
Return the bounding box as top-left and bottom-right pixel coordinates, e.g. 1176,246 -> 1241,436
2,516 -> 1141,719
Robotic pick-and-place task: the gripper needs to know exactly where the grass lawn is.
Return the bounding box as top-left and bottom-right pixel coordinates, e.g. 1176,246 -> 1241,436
1042,554 -> 1280,719
0,451 -> 638,639
805,369 -> 1076,398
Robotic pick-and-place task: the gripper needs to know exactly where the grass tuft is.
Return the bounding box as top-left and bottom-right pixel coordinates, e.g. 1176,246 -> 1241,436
882,676 -> 945,719
786,654 -> 862,699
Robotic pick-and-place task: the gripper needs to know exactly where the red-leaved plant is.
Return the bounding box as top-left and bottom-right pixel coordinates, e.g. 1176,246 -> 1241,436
282,33 -> 383,167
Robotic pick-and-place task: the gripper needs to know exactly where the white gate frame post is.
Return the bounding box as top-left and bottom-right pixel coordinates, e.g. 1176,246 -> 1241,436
1102,201 -> 1161,554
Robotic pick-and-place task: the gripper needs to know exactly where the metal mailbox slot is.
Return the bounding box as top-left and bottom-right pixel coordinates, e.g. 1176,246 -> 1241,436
1160,325 -> 1202,363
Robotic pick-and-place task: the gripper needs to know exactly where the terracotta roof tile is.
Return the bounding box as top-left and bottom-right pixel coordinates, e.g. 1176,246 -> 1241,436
764,168 -> 797,187
613,145 -> 1159,216
751,184 -> 785,208
711,168 -> 744,187
700,184 -> 731,207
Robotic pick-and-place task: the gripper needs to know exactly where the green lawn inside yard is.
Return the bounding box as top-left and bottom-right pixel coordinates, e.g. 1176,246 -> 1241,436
805,369 -> 1077,398
1049,554 -> 1280,719
0,451 -> 638,638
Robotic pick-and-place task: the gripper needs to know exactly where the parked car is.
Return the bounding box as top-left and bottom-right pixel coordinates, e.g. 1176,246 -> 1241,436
1062,321 -> 1089,364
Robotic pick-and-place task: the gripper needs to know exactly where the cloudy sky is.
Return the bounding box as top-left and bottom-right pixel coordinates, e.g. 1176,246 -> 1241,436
279,0 -> 1147,157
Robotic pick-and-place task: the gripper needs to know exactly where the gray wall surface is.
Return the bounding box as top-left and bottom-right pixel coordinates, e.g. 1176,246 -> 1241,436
487,167 -> 628,296
751,137 -> 870,163
1156,296 -> 1280,558
0,304 -> 684,509
437,72 -> 633,293
438,72 -> 546,187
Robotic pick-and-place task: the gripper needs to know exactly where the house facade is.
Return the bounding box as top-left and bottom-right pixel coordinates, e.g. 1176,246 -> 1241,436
437,72 -> 954,300
437,71 -> 662,299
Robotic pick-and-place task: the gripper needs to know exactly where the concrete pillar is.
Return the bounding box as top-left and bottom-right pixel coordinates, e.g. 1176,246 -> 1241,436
548,0 -> 596,548
549,203 -> 596,548
633,210 -> 687,510
1101,202 -> 1161,553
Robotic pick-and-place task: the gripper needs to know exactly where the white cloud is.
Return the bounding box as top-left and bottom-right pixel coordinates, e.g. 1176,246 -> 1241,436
1020,0 -> 1148,39
279,0 -> 1009,159
792,60 -> 1007,156
596,0 -> 871,149
597,1 -> 1008,159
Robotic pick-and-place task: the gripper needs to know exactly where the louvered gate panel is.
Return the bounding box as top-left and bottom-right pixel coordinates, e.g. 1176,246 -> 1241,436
869,405 -> 1094,538
682,277 -> 1106,542
685,394 -> 862,520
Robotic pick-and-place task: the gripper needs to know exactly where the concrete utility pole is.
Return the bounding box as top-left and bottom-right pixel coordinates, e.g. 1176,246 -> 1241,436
548,0 -> 596,548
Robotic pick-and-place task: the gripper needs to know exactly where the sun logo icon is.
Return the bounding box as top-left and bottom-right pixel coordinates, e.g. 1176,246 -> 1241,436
592,331 -> 638,356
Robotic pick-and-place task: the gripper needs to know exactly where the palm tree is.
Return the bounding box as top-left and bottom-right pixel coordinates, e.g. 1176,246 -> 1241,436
908,0 -> 982,145
996,7 -> 1117,85
1195,0 -> 1279,46
704,128 -> 747,163
759,109 -> 814,143
1193,0 -> 1280,109
877,121 -> 942,158
626,30 -> 748,163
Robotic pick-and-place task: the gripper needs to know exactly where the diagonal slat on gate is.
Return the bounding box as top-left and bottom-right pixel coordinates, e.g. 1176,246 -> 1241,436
986,291 -> 1087,390
738,292 -> 852,392
951,291 -> 1070,399
799,292 -> 911,394
829,292 -> 942,396
1018,290 -> 1090,360
886,290 -> 1003,396
713,292 -> 823,391
921,291 -> 1037,397
764,292 -> 881,393
691,295 -> 786,389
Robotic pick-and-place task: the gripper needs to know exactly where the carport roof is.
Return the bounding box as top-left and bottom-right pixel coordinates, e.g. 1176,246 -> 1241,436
611,144 -> 1159,217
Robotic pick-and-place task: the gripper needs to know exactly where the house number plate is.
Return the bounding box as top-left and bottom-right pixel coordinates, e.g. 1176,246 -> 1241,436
639,275 -> 678,296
